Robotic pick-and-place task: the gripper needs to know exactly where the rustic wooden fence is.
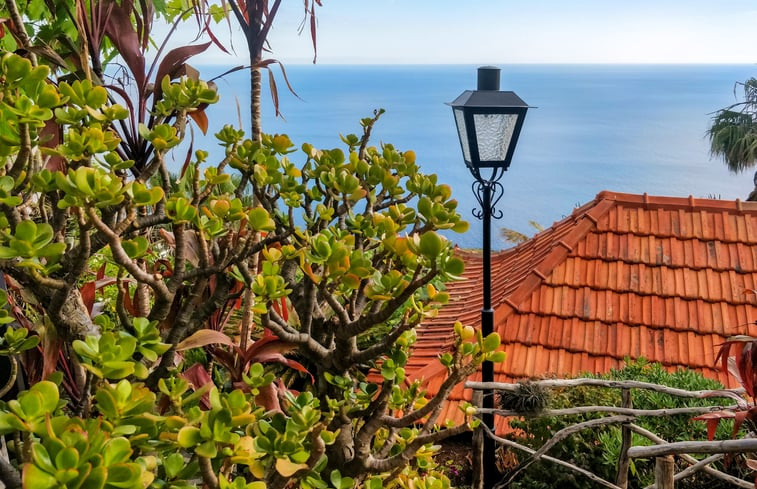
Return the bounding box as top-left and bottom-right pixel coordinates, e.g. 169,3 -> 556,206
466,379 -> 755,489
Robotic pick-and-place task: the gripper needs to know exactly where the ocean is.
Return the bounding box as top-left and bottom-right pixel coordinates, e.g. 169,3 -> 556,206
190,64 -> 757,250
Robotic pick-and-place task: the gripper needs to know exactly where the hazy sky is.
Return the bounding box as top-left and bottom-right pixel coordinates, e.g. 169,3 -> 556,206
192,0 -> 757,65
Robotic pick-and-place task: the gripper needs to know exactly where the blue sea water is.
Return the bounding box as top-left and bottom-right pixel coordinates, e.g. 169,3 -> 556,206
190,64 -> 757,250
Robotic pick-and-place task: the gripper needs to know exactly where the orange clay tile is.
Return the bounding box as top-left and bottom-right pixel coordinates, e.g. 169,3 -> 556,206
406,191 -> 757,432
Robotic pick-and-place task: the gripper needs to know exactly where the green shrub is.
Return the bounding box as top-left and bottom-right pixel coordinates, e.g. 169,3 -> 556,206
505,358 -> 737,489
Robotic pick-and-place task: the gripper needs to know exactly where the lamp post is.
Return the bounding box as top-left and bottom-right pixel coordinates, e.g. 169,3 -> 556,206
449,66 -> 529,489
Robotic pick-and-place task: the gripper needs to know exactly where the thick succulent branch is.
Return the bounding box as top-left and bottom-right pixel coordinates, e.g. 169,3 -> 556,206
87,207 -> 171,301
358,423 -> 470,475
8,124 -> 31,181
338,269 -> 437,339
262,310 -> 329,360
319,281 -> 351,326
2,266 -> 96,340
3,0 -> 36,66
349,318 -> 415,365
382,360 -> 478,428
169,223 -> 187,289
198,456 -> 219,489
0,452 -> 21,489
353,379 -> 393,458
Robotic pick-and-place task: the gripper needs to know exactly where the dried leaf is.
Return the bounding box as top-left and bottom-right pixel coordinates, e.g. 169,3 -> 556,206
153,259 -> 173,278
159,229 -> 201,267
121,285 -> 137,316
40,120 -> 64,172
309,1 -> 317,63
180,139 -> 194,179
96,263 -> 106,281
693,410 -> 736,441
254,382 -> 281,412
266,66 -> 280,117
734,410 -> 750,438
188,109 -> 209,135
176,329 -> 236,351
80,281 -> 96,316
243,334 -> 295,360
257,353 -> 313,383
42,327 -> 61,381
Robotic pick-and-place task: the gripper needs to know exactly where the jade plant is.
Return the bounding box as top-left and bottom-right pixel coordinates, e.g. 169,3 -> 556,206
0,1 -> 503,488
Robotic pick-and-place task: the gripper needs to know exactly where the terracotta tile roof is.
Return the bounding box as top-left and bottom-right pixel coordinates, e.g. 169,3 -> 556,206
407,191 -> 757,430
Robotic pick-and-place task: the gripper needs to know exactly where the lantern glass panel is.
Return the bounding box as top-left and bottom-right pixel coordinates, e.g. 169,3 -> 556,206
453,107 -> 471,163
473,113 -> 518,162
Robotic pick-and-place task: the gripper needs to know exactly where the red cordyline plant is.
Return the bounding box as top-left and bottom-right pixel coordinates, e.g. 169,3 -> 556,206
692,334 -> 757,480
183,0 -> 321,141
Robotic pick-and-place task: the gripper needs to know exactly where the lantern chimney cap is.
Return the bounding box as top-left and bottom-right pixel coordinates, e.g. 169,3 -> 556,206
477,66 -> 501,91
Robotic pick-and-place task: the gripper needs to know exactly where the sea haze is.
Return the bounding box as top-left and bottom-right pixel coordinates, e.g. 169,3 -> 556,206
189,64 -> 757,250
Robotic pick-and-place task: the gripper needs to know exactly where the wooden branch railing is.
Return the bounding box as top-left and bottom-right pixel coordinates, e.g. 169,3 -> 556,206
630,424 -> 752,489
465,378 -> 750,489
466,379 -> 746,404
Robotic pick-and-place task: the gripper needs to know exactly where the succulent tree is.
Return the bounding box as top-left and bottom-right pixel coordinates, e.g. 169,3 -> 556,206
0,0 -> 502,488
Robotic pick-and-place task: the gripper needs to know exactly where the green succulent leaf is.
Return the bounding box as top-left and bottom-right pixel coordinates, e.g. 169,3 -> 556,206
177,426 -> 203,448
482,332 -> 501,353
105,463 -> 142,488
103,437 -> 132,466
22,463 -> 57,489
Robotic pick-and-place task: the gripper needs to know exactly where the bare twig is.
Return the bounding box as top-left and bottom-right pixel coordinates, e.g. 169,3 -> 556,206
502,415 -> 634,486
482,424 -> 623,489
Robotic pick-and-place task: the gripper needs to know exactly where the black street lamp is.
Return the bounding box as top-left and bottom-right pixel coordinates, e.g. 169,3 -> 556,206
449,66 -> 529,489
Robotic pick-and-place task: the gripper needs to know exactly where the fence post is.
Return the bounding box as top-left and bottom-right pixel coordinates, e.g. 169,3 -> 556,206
616,388 -> 633,488
472,390 -> 484,489
654,455 -> 675,489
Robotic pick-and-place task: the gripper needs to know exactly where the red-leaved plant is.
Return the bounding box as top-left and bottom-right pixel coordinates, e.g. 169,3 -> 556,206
693,335 -> 757,475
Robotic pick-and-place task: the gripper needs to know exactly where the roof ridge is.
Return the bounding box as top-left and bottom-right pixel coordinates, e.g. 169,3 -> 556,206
596,191 -> 757,214
493,194 -> 618,328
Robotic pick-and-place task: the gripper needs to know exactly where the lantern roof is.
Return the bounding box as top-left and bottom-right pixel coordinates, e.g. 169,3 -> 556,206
448,90 -> 528,110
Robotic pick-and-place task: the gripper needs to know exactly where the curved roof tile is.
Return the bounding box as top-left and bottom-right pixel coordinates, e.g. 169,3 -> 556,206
407,191 -> 757,430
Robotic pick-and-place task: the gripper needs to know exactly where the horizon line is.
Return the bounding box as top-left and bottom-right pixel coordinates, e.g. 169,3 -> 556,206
193,60 -> 757,67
